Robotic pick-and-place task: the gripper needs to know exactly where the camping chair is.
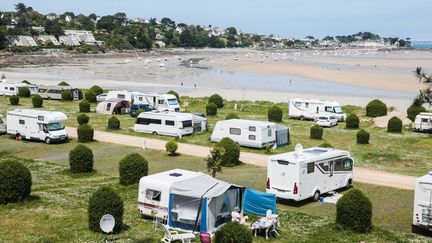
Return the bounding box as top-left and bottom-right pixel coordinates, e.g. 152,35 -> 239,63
268,223 -> 280,238
160,224 -> 195,243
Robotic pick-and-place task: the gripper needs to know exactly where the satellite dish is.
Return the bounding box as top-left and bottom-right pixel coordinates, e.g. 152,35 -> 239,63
100,214 -> 115,234
295,144 -> 303,155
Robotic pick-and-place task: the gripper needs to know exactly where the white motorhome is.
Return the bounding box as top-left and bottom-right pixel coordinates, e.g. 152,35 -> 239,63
266,144 -> 354,201
106,90 -> 139,103
0,114 -> 6,134
288,98 -> 346,121
135,93 -> 180,112
6,109 -> 68,144
138,169 -> 201,219
210,119 -> 290,149
412,171 -> 432,235
37,85 -> 83,100
0,82 -> 37,96
412,113 -> 432,133
133,111 -> 194,137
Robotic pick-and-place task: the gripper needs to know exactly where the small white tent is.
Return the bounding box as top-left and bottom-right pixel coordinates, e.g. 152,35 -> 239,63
96,98 -> 131,115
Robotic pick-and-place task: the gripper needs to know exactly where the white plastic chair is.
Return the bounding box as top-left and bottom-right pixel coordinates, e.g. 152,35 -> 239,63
161,224 -> 195,243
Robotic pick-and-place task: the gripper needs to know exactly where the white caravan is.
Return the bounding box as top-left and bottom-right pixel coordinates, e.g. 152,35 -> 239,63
288,98 -> 346,121
138,169 -> 201,219
133,111 -> 194,137
0,82 -> 37,96
135,93 -> 180,112
210,119 -> 290,149
412,171 -> 432,235
0,114 -> 6,134
6,109 -> 68,144
412,113 -> 432,133
106,90 -> 139,103
266,144 -> 354,201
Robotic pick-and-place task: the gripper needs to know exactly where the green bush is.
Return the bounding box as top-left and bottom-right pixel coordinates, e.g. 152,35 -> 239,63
136,108 -> 145,117
61,90 -> 73,101
107,116 -> 120,130
90,85 -> 103,95
79,100 -> 91,112
77,114 -> 89,125
85,90 -> 97,103
18,87 -> 30,97
77,124 -> 94,143
310,125 -> 323,139
225,113 -> 239,120
356,129 -> 370,144
9,95 -> 19,105
219,137 -> 240,167
366,99 -> 387,117
21,80 -> 31,84
206,102 -> 218,116
214,221 -> 253,243
336,189 -> 372,233
407,104 -> 426,122
165,141 -> 178,156
88,186 -> 124,232
346,114 -> 359,129
319,142 -> 333,148
69,144 -> 94,173
387,116 -> 402,133
119,153 -> 148,185
0,159 -> 32,204
209,94 -> 224,108
32,94 -> 43,108
268,105 -> 283,122
167,90 -> 180,103
58,81 -> 70,86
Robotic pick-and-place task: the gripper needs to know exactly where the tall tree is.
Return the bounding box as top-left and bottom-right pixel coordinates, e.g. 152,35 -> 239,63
15,3 -> 32,16
44,20 -> 64,38
415,67 -> 432,106
0,28 -> 8,50
206,145 -> 224,178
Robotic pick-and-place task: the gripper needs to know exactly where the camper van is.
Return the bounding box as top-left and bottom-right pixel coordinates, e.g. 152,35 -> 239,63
211,119 -> 290,149
138,169 -> 201,219
266,145 -> 354,201
106,90 -> 139,103
6,109 -> 68,144
289,98 -> 346,121
0,82 -> 37,96
135,93 -> 180,112
412,171 -> 432,235
0,115 -> 6,134
412,113 -> 432,133
37,85 -> 83,100
133,111 -> 194,137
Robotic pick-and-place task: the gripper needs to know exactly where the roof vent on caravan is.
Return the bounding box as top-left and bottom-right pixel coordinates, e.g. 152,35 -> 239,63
294,144 -> 303,155
169,172 -> 183,177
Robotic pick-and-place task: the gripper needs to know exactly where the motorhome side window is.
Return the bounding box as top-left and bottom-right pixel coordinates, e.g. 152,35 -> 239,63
249,126 -> 256,132
117,94 -> 125,99
343,159 -> 353,171
19,120 -> 25,125
166,120 -> 175,126
145,189 -> 161,201
158,100 -> 165,105
307,162 -> 314,173
325,106 -> 334,112
421,118 -> 429,123
182,120 -> 192,127
248,135 -> 256,140
318,161 -> 329,171
229,128 -> 241,135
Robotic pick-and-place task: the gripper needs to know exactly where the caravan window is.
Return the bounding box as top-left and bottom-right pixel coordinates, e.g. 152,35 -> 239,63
229,128 -> 241,135
158,99 -> 165,105
248,135 -> 256,140
249,126 -> 256,132
138,97 -> 143,101
295,102 -> 301,107
268,129 -> 272,137
4,87 -> 8,90
165,120 -> 175,126
19,119 -> 25,125
47,89 -> 61,94
10,87 -> 15,91
38,88 -> 47,93
422,118 -> 429,123
307,162 -> 315,174
325,106 -> 334,113
182,120 -> 192,127
343,159 -> 353,171
106,103 -> 112,111
305,103 -> 309,108
136,118 -> 161,125
145,189 -> 161,202
117,94 -> 126,99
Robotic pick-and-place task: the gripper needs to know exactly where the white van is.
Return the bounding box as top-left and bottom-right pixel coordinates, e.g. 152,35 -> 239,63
133,111 -> 194,137
412,171 -> 432,235
288,98 -> 346,121
138,169 -> 201,219
135,93 -> 180,112
266,144 -> 354,201
37,85 -> 83,100
0,114 -> 6,134
6,109 -> 68,144
413,113 -> 432,133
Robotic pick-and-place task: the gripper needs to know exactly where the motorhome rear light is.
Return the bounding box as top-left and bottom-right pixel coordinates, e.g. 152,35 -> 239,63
266,178 -> 270,190
293,182 -> 298,194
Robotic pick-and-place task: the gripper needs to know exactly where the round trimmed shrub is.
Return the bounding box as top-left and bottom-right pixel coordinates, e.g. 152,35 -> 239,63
79,100 -> 91,112
336,189 -> 372,233
21,80 -> 31,84
61,90 -> 73,101
310,125 -> 323,139
407,104 -> 426,122
366,99 -> 387,117
319,142 -> 333,148
85,90 -> 97,103
226,113 -> 239,120
58,81 -> 70,86
167,90 -> 180,103
69,144 -> 94,173
107,116 -> 120,130
209,94 -> 224,108
18,87 -> 30,97
77,124 -> 94,143
219,137 -> 240,167
165,141 -> 178,156
268,105 -> 283,122
214,221 -> 253,243
0,159 -> 32,204
90,85 -> 103,95
346,114 -> 359,129
77,114 -> 89,125
32,94 -> 43,108
206,102 -> 217,116
88,186 -> 124,232
9,95 -> 19,105
356,129 -> 370,144
119,153 -> 148,185
387,116 -> 402,133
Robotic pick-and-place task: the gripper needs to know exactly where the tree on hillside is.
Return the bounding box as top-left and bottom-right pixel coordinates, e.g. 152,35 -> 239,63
0,28 -> 8,50
88,13 -> 97,21
44,20 -> 64,38
97,15 -> 115,31
415,67 -> 432,105
15,3 -> 32,16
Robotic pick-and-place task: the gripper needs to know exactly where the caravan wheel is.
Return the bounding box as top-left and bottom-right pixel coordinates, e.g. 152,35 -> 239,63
313,191 -> 320,201
152,131 -> 158,135
346,179 -> 352,189
299,116 -> 305,121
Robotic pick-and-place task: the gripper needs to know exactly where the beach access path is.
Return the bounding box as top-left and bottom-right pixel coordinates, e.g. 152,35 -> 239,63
66,127 -> 416,190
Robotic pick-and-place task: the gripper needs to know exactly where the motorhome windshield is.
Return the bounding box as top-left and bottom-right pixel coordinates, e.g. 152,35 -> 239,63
46,122 -> 64,131
167,99 -> 178,105
334,106 -> 343,113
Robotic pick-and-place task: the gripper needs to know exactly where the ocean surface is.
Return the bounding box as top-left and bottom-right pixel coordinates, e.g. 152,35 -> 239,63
414,43 -> 432,49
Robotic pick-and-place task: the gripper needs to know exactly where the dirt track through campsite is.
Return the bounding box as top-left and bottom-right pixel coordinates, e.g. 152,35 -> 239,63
66,127 -> 417,190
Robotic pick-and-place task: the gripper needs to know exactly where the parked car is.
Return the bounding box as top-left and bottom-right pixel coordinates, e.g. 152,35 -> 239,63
96,93 -> 107,102
315,116 -> 338,127
130,103 -> 155,117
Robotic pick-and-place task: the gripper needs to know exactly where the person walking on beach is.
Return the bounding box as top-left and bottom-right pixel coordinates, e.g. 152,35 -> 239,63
194,83 -> 196,88
289,79 -> 292,86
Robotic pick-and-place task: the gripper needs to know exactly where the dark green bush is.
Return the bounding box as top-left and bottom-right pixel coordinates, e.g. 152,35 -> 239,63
407,104 -> 426,122
90,85 -> 103,95
167,90 -> 180,103
32,94 -> 43,108
214,221 -> 253,243
107,116 -> 120,130
310,125 -> 323,139
0,159 -> 32,204
356,129 -> 370,144
387,116 -> 402,133
79,100 -> 91,112
58,81 -> 70,86
165,141 -> 178,156
226,113 -> 239,120
69,144 -> 94,173
77,124 -> 94,143
219,137 -> 240,167
21,80 -> 31,84
61,90 -> 73,101
209,94 -> 224,108
77,114 -> 89,125
18,87 -> 30,97
336,189 -> 372,233
9,95 -> 19,105
346,114 -> 359,129
119,153 -> 148,185
319,142 -> 333,148
206,102 -> 217,116
366,99 -> 387,117
88,186 -> 124,232
268,105 -> 283,122
85,90 -> 97,103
